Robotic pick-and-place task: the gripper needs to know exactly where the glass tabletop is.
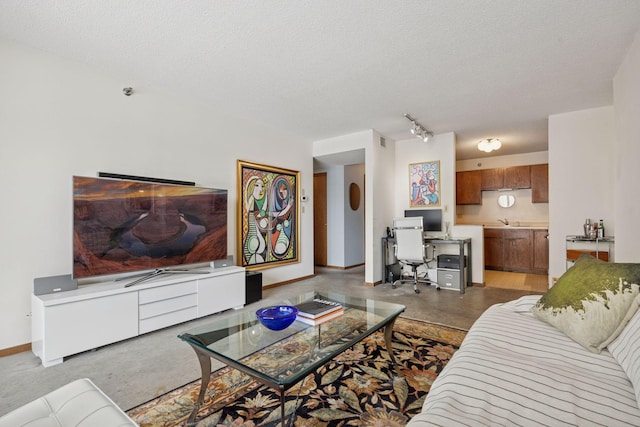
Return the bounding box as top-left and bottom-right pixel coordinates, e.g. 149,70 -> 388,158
178,291 -> 405,388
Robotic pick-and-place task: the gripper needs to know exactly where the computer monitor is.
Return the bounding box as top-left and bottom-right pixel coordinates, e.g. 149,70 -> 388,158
404,209 -> 442,232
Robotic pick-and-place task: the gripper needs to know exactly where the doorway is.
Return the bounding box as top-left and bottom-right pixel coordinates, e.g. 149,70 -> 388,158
312,152 -> 366,270
313,173 -> 327,266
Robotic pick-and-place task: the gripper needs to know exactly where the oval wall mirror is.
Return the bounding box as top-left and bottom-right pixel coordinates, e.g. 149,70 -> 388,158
497,194 -> 516,208
349,183 -> 361,211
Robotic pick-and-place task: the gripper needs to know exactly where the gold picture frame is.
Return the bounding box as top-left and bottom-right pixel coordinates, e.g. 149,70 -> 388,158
237,160 -> 300,269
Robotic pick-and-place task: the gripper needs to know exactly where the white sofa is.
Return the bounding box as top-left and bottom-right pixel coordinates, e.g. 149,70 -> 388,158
408,296 -> 640,426
0,378 -> 137,427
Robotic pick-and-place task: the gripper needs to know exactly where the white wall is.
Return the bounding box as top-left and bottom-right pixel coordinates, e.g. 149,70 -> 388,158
314,132 -> 370,157
613,30 -> 640,262
456,152 -> 549,226
393,132 -> 483,285
548,106 -> 615,281
366,131 -> 396,285
344,163 -> 365,267
456,189 -> 549,226
0,39 -> 314,349
324,165 -> 346,266
395,133 -> 457,226
457,151 -> 549,171
311,163 -> 365,269
314,130 -> 392,284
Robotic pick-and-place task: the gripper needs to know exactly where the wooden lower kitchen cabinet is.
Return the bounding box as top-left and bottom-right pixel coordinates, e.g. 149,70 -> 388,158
503,229 -> 532,272
532,229 -> 549,273
484,228 -> 549,274
484,228 -> 504,269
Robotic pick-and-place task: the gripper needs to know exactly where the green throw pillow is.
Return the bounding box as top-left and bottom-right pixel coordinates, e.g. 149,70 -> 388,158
531,254 -> 640,353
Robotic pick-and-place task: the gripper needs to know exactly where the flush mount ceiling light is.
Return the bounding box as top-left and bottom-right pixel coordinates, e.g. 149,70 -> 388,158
478,138 -> 502,153
404,113 -> 433,142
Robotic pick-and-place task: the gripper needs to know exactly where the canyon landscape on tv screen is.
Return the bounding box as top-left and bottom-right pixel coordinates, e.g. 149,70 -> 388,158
73,176 -> 227,279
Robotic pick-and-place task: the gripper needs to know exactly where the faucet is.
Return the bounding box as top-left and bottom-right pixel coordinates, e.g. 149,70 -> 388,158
497,218 -> 509,226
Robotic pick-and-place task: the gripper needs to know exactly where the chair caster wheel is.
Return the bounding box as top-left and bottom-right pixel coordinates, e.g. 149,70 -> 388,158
436,287 -> 441,291
391,284 -> 396,289
415,289 -> 421,294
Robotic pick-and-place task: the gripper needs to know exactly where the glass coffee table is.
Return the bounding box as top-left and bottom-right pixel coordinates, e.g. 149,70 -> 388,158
178,291 -> 405,426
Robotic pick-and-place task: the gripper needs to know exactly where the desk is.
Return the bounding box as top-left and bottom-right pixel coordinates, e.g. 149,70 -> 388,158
382,236 -> 472,294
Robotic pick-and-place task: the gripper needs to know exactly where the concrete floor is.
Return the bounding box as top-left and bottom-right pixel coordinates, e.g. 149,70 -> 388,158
0,266 -> 541,416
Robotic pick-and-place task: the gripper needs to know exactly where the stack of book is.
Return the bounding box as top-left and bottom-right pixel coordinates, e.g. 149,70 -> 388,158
295,299 -> 344,325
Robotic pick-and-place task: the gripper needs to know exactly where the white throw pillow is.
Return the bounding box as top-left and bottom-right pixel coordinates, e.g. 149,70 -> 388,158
608,303 -> 640,408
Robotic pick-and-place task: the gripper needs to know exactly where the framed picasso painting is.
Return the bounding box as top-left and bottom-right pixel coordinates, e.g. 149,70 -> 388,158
237,160 -> 300,269
409,160 -> 441,207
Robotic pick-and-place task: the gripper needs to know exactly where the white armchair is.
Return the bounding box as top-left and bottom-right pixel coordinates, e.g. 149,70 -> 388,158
0,378 -> 137,427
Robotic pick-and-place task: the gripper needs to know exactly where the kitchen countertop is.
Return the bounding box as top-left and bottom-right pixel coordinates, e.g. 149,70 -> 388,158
458,222 -> 549,229
483,225 -> 548,230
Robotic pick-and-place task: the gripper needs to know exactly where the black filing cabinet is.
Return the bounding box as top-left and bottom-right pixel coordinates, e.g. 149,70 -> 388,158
245,271 -> 262,305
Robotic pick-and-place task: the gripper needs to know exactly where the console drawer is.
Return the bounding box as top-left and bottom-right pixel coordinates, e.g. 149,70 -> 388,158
139,293 -> 198,320
138,281 -> 198,333
139,281 -> 197,304
139,306 -> 198,334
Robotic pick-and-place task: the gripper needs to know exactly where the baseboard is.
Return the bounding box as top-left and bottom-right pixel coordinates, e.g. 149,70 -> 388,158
347,263 -> 365,269
262,274 -> 316,290
0,342 -> 31,357
323,263 -> 365,270
364,280 -> 381,287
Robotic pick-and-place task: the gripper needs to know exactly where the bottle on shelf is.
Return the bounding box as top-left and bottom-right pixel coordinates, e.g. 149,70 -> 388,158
584,218 -> 593,238
598,219 -> 605,239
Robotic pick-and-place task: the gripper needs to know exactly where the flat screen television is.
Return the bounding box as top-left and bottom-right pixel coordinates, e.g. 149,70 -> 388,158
404,209 -> 442,232
73,176 -> 228,280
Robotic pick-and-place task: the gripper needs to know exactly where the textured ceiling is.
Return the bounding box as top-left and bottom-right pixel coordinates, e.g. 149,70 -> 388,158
2,1 -> 640,160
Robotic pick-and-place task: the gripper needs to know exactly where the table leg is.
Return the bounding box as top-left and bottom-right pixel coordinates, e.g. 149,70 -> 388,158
459,241 -> 465,294
382,237 -> 386,284
280,389 -> 286,426
467,239 -> 472,288
186,347 -> 212,426
383,315 -> 399,365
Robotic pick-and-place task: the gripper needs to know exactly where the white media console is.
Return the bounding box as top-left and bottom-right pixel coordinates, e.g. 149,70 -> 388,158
31,266 -> 245,367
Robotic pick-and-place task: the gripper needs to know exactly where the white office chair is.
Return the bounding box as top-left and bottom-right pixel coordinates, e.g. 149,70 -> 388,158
392,217 -> 440,293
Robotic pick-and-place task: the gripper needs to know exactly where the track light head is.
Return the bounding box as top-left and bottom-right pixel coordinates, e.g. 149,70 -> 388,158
404,113 -> 433,142
410,122 -> 417,135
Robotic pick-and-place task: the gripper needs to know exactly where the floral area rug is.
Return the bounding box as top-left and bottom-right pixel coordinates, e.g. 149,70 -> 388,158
127,317 -> 466,427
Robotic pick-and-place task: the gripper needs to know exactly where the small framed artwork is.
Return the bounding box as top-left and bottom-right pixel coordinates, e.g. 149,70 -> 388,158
237,160 -> 299,269
409,161 -> 441,207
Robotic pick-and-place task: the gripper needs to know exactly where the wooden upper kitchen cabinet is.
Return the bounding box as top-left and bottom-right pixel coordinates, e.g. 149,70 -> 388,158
481,168 -> 504,190
456,170 -> 482,205
504,165 -> 531,189
531,164 -> 549,203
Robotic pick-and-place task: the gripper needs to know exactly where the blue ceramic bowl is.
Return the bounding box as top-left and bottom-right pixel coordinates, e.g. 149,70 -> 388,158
256,305 -> 299,331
